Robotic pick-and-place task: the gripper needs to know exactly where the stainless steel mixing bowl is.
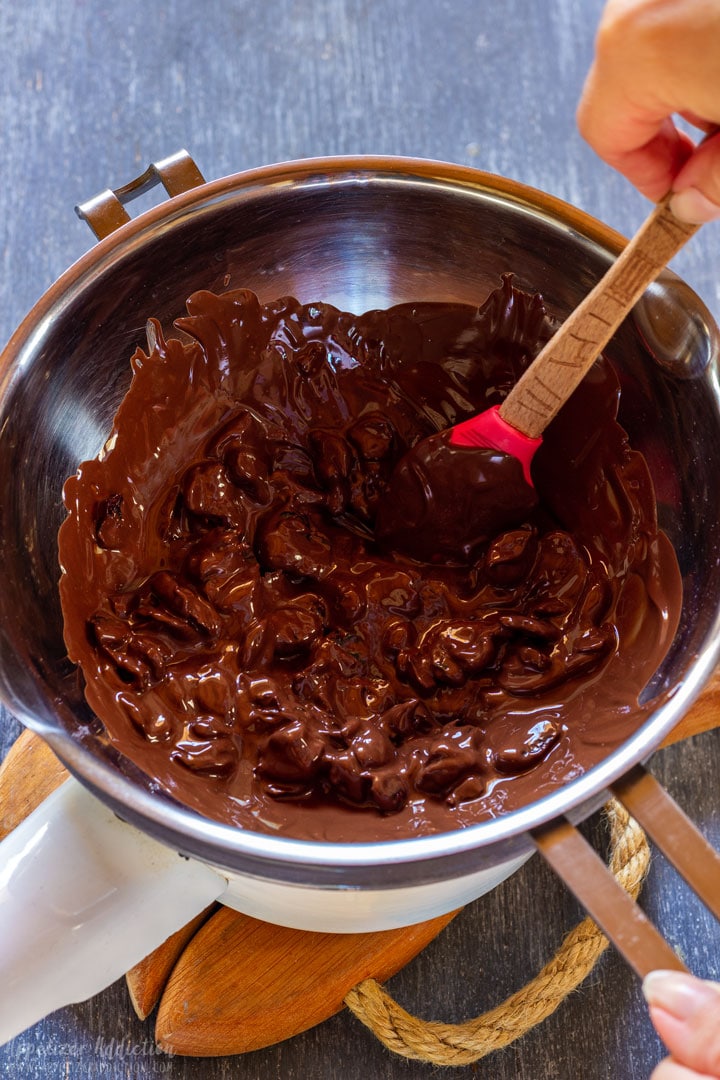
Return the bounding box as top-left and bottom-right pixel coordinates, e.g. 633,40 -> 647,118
1,153 -> 720,912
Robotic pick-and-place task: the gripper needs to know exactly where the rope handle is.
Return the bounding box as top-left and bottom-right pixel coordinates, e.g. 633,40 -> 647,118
344,799 -> 649,1066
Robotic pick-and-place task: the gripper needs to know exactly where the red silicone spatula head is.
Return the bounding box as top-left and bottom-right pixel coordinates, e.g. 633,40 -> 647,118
450,406 -> 542,487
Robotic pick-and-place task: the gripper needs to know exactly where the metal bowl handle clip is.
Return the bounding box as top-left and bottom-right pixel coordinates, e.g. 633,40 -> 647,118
75,150 -> 205,240
534,762 -> 720,977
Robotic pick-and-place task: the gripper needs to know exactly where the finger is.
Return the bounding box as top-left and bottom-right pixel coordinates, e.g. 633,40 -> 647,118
577,68 -> 695,201
644,971 -> 720,1075
652,1056 -> 720,1080
599,119 -> 694,202
669,130 -> 720,223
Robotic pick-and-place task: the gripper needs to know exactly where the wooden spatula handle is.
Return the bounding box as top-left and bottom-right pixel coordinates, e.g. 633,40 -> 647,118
500,201 -> 699,440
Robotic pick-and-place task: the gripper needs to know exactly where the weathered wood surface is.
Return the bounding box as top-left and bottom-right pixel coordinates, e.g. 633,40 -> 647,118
0,0 -> 719,1077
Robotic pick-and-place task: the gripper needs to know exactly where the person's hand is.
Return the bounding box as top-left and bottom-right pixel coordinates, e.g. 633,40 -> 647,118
644,970 -> 720,1078
577,0 -> 720,223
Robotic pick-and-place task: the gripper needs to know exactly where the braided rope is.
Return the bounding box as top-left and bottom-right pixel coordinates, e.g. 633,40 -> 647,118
344,799 -> 649,1065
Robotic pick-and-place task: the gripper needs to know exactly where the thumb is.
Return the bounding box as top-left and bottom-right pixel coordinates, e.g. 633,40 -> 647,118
643,970 -> 720,1076
669,132 -> 720,224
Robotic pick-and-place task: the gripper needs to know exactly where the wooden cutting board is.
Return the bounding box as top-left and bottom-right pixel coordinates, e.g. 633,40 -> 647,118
0,667 -> 718,1057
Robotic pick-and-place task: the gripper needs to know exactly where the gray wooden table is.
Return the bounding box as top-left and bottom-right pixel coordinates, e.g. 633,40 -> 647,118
1,1 -> 719,1077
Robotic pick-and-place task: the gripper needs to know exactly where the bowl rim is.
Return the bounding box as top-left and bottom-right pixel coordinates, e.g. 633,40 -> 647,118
3,153 -> 720,875
3,152 -> 635,369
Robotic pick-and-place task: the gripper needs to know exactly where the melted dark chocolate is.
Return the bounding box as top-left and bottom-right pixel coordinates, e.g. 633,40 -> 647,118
375,430 -> 539,564
58,277 -> 682,841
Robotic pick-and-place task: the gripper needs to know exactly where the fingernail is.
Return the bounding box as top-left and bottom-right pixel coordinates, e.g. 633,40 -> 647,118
669,187 -> 720,224
642,970 -> 720,1019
